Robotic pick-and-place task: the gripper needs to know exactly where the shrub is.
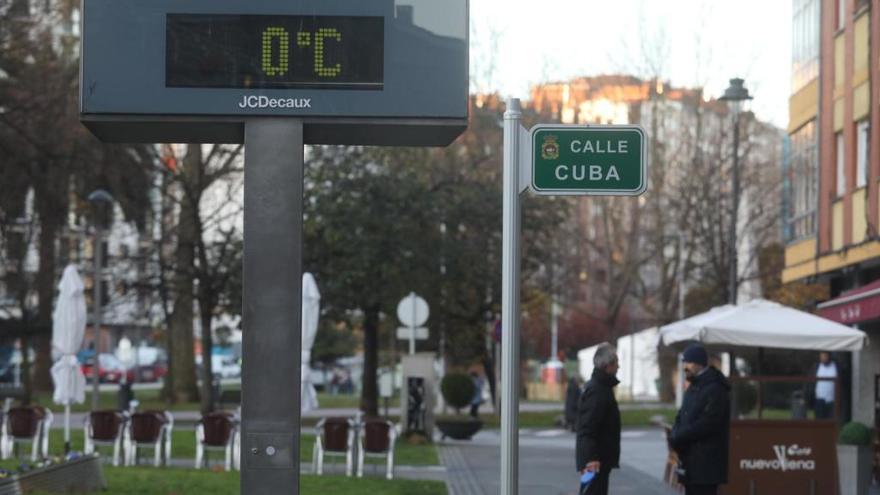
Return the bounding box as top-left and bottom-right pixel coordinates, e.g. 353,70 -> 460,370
839,422 -> 872,446
440,373 -> 475,413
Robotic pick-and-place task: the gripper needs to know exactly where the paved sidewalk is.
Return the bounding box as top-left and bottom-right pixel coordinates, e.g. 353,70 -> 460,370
437,428 -> 677,495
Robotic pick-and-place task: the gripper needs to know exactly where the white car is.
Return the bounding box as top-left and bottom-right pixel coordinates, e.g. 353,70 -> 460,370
212,355 -> 241,379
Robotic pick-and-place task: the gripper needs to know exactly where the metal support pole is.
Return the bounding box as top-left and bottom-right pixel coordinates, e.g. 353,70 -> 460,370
91,225 -> 103,412
728,114 -> 740,305
241,119 -> 303,494
501,98 -> 523,495
550,298 -> 559,361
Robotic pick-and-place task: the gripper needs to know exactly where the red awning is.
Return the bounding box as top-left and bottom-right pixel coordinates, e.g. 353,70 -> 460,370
817,279 -> 880,324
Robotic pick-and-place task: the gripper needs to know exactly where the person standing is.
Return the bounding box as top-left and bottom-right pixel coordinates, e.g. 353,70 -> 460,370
469,371 -> 483,418
565,376 -> 581,432
671,343 -> 731,495
813,351 -> 837,419
575,343 -> 621,495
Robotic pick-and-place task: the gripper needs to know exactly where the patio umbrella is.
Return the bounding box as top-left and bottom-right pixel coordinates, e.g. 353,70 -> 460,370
50,264 -> 88,453
301,273 -> 321,412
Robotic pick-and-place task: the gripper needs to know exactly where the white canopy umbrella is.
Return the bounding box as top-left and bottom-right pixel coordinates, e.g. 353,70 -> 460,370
50,264 -> 87,452
659,299 -> 868,351
301,273 -> 321,412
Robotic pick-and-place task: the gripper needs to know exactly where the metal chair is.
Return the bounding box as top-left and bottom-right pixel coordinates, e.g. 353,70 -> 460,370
357,418 -> 397,479
195,412 -> 238,471
126,411 -> 173,467
313,417 -> 356,476
84,409 -> 126,466
4,406 -> 53,461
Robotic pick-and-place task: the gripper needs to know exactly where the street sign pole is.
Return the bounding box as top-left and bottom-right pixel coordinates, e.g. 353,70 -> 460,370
410,292 -> 417,355
242,119 -> 302,494
501,98 -> 524,495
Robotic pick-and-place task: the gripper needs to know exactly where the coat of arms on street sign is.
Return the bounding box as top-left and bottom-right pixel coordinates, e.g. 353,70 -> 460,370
541,135 -> 560,160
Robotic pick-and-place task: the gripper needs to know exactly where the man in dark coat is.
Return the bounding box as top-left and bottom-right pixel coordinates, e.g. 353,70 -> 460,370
575,343 -> 621,495
565,376 -> 581,432
671,343 -> 731,495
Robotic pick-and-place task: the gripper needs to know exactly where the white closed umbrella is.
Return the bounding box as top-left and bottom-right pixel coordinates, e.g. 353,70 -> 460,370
301,273 -> 321,412
50,264 -> 88,453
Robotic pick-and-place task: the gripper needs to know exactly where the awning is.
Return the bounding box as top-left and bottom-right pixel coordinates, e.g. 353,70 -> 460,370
660,299 -> 867,352
816,279 -> 880,325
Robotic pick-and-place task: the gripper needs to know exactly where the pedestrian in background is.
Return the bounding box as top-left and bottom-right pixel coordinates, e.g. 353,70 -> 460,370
575,343 -> 621,495
565,376 -> 581,432
469,371 -> 483,418
671,343 -> 731,495
813,351 -> 837,419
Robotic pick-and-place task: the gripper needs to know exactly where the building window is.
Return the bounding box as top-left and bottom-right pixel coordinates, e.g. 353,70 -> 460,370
785,121 -> 818,241
792,0 -> 820,93
836,132 -> 846,196
837,0 -> 846,31
856,120 -> 870,188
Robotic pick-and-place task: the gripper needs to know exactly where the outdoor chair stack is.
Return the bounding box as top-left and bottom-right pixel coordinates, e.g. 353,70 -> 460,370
2,406 -> 52,461
84,409 -> 126,466
195,411 -> 239,471
313,417 -> 356,476
126,411 -> 173,467
357,418 -> 397,480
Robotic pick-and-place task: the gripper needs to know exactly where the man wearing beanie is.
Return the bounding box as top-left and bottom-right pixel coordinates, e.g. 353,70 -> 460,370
671,343 -> 731,495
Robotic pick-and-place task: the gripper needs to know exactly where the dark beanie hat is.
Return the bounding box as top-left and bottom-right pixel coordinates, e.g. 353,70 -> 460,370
682,343 -> 708,366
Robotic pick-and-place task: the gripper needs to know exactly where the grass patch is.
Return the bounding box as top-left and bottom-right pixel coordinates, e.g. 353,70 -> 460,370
23,467 -> 445,495
314,393 -> 361,409
30,388 -> 204,413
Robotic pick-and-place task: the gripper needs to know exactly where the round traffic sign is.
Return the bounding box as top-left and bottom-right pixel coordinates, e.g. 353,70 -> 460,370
397,292 -> 429,327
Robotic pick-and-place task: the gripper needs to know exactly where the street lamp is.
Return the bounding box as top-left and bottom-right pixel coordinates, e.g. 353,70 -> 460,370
88,189 -> 114,411
719,78 -> 752,305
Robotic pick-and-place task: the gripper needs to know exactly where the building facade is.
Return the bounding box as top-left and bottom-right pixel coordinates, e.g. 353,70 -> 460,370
782,0 -> 880,425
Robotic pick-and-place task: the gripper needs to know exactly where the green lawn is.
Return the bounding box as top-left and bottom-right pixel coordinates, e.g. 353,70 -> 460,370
31,388 -> 205,414
20,467 -> 446,495
314,393 -> 361,409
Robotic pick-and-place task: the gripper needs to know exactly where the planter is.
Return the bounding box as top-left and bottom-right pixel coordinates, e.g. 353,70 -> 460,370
837,445 -> 871,495
436,418 -> 483,440
17,455 -> 106,494
0,477 -> 22,495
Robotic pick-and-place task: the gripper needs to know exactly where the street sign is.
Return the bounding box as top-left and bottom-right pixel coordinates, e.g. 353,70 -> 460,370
530,124 -> 648,195
80,0 -> 468,145
397,292 -> 429,355
396,327 -> 429,340
397,293 -> 429,328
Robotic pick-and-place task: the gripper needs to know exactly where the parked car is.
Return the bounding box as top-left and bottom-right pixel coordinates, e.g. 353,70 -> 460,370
122,347 -> 168,383
81,353 -> 134,383
212,355 -> 241,380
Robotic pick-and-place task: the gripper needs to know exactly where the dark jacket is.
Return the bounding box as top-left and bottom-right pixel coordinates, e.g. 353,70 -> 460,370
671,366 -> 731,485
575,368 -> 621,472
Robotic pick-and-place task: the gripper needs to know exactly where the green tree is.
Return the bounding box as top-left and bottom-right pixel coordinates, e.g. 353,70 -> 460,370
0,3 -> 153,398
304,97 -> 567,415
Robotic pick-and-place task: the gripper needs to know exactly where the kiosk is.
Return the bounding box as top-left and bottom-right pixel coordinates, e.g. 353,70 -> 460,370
659,299 -> 868,495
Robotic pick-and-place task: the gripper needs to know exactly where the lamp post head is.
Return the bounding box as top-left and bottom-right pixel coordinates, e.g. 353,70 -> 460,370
87,189 -> 115,229
87,189 -> 114,204
719,78 -> 753,117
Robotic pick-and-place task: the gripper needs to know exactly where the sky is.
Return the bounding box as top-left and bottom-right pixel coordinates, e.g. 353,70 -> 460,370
469,0 -> 792,128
